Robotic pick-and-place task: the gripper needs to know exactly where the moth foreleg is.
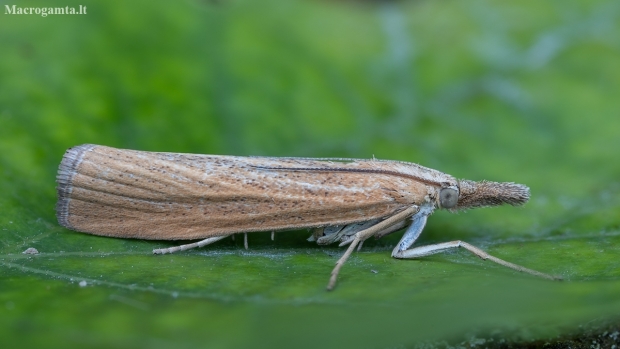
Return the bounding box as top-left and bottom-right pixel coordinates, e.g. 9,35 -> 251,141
392,240 -> 560,280
152,235 -> 230,255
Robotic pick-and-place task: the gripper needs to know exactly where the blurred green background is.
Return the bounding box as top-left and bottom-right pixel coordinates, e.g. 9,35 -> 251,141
1,0 -> 620,348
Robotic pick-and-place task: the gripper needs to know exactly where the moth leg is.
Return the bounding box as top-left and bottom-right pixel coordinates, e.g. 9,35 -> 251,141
392,240 -> 560,280
152,235 -> 230,255
374,220 -> 410,240
339,219 -> 410,247
390,204 -> 558,280
327,205 -> 420,291
386,204 -> 435,256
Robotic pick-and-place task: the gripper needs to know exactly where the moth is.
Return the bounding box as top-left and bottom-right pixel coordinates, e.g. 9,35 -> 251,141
56,144 -> 557,290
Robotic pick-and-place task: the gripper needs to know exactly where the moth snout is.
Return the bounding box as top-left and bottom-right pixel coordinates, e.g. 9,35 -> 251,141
456,180 -> 530,209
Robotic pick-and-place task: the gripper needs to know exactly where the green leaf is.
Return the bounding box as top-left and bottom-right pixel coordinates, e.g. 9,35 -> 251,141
2,0 -> 620,348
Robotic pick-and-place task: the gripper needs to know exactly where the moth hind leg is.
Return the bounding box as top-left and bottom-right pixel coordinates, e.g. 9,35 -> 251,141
152,235 -> 230,255
392,240 -> 561,280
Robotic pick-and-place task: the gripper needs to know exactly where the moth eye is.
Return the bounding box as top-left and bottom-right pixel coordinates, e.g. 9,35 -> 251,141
439,187 -> 458,209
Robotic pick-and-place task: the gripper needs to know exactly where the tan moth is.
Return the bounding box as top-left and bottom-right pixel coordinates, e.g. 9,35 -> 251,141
56,144 -> 558,290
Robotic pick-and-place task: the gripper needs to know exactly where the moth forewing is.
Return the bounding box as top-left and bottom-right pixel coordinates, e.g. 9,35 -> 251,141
56,144 -> 444,240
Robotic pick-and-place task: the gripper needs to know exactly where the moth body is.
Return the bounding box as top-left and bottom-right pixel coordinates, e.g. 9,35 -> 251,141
56,144 -> 554,290
57,144 -> 454,240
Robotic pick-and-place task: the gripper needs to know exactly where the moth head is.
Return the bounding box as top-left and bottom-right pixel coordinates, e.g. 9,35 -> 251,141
451,180 -> 530,210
